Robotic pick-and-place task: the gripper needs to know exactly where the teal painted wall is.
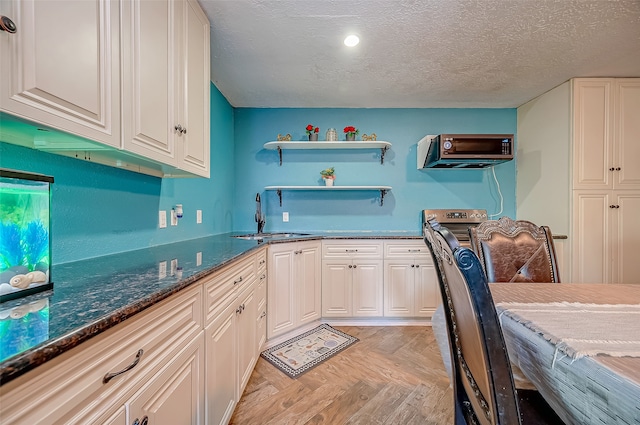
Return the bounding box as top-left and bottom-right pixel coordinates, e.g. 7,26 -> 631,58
1,88 -> 517,263
0,83 -> 235,264
233,108 -> 517,233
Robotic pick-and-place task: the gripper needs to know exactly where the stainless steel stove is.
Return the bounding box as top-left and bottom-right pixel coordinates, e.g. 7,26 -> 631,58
422,208 -> 488,243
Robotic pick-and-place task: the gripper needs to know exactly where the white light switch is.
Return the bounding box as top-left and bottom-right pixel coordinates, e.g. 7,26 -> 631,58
196,209 -> 202,224
283,212 -> 289,222
196,252 -> 202,266
158,261 -> 167,279
170,209 -> 178,226
159,211 -> 167,228
171,258 -> 178,276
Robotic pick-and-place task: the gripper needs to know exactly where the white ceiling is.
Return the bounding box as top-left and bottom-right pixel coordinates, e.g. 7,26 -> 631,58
199,0 -> 640,108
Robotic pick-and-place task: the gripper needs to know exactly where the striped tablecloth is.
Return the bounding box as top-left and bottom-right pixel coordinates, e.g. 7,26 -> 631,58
490,283 -> 640,425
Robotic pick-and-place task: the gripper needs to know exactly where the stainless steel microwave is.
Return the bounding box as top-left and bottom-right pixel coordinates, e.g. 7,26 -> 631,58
417,134 -> 514,168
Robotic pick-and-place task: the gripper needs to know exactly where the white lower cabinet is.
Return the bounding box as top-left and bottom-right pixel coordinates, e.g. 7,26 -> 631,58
383,241 -> 439,317
267,240 -> 321,338
203,248 -> 263,425
127,335 -> 205,425
572,190 -> 640,283
0,285 -> 203,425
0,247 -> 268,425
321,240 -> 384,317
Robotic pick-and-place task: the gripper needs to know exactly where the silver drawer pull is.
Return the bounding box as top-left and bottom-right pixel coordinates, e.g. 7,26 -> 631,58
408,249 -> 421,252
103,349 -> 144,384
345,249 -> 358,253
260,274 -> 266,280
133,416 -> 149,425
233,276 -> 243,285
260,311 -> 266,318
259,259 -> 266,264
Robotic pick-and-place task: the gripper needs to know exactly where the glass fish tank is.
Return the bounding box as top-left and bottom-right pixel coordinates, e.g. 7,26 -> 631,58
0,168 -> 54,303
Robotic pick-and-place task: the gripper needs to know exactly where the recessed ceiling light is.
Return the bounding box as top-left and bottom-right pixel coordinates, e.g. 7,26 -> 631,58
344,34 -> 360,47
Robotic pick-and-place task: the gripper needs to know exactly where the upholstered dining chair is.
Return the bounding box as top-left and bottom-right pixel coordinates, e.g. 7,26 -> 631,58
424,219 -> 565,425
469,216 -> 560,283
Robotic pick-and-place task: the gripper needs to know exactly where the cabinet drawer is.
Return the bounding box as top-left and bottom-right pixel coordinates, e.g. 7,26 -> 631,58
256,246 -> 267,272
384,240 -> 432,260
0,285 -> 203,425
322,240 -> 383,258
204,253 -> 256,325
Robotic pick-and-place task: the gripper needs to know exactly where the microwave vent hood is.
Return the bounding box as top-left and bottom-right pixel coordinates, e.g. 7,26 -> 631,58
417,134 -> 514,169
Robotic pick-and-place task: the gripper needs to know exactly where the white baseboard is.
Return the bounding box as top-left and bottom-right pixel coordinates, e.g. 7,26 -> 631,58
263,317 -> 433,350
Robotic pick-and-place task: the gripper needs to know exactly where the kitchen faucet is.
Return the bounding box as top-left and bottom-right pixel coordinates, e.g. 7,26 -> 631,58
255,193 -> 265,234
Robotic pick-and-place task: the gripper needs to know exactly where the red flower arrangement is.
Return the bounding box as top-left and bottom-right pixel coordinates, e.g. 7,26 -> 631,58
343,126 -> 359,136
306,124 -> 320,135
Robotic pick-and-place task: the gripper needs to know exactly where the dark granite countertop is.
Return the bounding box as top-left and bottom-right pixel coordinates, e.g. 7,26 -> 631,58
0,231 -> 422,385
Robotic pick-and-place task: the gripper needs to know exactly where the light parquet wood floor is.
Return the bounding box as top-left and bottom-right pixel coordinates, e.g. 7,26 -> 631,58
230,326 -> 454,425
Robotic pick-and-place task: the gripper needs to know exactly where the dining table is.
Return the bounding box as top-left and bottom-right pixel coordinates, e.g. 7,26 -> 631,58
489,282 -> 640,425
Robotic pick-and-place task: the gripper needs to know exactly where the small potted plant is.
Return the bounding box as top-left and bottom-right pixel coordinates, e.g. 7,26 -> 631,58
306,124 -> 320,141
320,167 -> 335,186
344,126 -> 359,141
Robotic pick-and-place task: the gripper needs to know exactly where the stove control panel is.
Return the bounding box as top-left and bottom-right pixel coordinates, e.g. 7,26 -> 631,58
422,209 -> 488,224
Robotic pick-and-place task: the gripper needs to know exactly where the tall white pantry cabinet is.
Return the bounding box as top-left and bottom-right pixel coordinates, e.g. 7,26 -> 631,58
517,78 -> 640,284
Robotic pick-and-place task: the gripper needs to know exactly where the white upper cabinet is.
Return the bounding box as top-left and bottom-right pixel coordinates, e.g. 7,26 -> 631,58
121,0 -> 210,177
573,79 -> 640,190
0,0 -> 121,147
0,0 -> 210,178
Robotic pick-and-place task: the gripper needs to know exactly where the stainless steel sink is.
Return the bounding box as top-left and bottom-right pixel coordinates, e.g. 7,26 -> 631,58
232,232 -> 311,240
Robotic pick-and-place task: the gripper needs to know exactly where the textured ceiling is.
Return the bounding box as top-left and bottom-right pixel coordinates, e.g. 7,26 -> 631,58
199,0 -> 640,108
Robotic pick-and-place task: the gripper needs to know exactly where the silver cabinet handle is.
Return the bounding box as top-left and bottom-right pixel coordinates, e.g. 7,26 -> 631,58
233,276 -> 243,285
408,249 -> 421,253
132,416 -> 148,425
174,124 -> 187,134
345,249 -> 358,253
260,311 -> 266,318
104,349 -> 143,384
0,15 -> 17,33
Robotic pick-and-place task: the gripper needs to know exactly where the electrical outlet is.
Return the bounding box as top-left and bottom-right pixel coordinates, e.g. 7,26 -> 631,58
170,209 -> 178,226
196,252 -> 202,266
196,209 -> 202,224
159,211 -> 167,228
171,258 -> 178,276
283,212 -> 289,222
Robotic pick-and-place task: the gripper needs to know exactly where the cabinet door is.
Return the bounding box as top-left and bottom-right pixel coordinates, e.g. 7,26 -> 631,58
0,0 -> 120,147
128,335 -> 204,425
297,243 -> 322,325
383,260 -> 414,317
414,261 -> 438,316
352,260 -> 383,317
205,303 -> 237,425
572,79 -> 614,190
178,0 -> 210,177
267,245 -> 295,338
572,191 -> 612,283
614,80 -> 640,189
612,191 -> 640,283
321,261 -> 352,317
237,283 -> 257,398
121,0 -> 179,165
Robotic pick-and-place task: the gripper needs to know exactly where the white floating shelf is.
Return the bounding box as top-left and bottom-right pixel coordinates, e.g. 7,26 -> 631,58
265,185 -> 392,206
264,141 -> 391,165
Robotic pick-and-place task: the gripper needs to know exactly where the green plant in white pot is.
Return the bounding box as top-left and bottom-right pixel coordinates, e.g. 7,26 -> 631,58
320,167 -> 335,186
